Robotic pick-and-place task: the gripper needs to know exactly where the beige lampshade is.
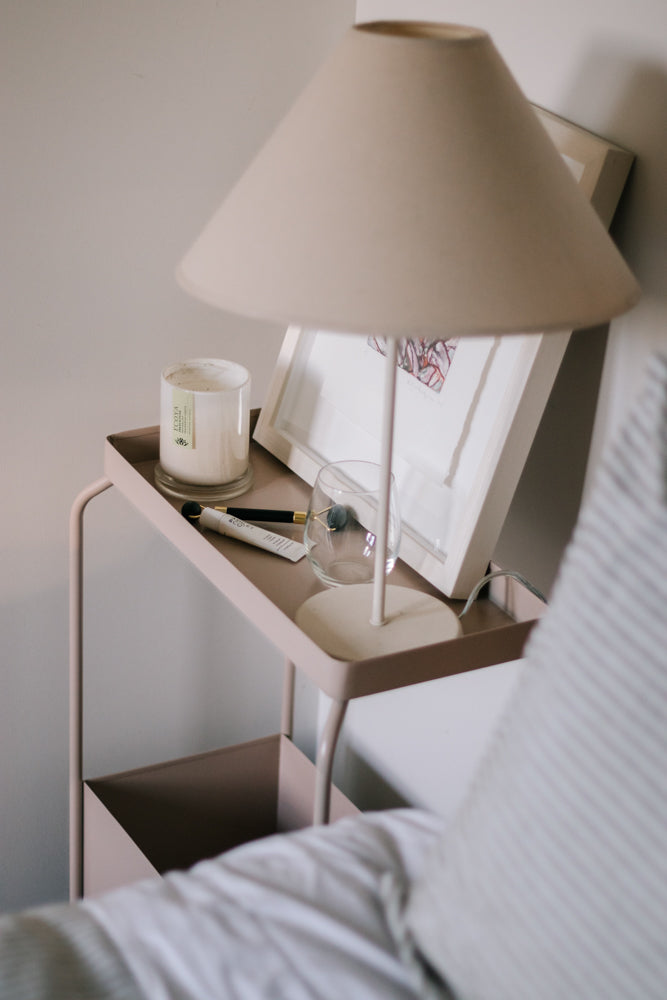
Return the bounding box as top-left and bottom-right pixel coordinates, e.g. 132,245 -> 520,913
177,21 -> 639,338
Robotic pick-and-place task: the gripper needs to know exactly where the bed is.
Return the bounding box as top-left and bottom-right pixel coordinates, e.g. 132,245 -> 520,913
2,354 -> 666,1000
0,809 -> 447,1000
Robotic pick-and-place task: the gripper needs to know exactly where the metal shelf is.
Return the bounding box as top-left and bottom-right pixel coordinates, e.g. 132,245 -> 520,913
70,420 -> 544,897
103,424 -> 541,698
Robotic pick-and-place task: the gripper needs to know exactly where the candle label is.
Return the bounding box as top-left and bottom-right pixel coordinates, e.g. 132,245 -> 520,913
172,388 -> 194,449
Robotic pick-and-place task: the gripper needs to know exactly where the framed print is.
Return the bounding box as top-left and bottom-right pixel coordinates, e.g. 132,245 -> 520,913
254,107 -> 635,599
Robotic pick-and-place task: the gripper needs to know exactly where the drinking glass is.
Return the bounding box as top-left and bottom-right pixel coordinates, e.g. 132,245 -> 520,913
304,460 -> 401,587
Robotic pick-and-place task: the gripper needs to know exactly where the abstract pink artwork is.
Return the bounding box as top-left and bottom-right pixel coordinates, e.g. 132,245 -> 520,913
368,337 -> 458,393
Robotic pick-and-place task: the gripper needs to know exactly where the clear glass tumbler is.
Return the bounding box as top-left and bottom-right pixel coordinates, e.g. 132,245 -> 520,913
304,460 -> 401,587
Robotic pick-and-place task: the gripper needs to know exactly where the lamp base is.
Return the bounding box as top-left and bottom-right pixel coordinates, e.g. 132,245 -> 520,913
295,583 -> 462,660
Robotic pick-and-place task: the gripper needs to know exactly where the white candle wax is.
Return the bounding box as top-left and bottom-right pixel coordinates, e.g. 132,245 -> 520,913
159,359 -> 250,486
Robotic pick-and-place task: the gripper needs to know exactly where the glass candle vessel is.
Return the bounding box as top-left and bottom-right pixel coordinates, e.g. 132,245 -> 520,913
155,358 -> 253,501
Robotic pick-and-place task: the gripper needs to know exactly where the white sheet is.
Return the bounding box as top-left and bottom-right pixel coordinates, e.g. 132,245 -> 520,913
83,809 -> 447,1000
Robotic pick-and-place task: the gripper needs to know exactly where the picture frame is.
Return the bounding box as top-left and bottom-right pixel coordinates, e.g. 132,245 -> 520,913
253,106 -> 635,599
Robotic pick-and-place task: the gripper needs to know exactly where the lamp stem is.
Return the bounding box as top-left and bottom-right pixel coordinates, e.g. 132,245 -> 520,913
371,337 -> 398,627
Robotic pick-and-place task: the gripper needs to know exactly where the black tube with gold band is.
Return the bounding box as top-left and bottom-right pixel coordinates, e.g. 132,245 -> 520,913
182,501 -> 306,525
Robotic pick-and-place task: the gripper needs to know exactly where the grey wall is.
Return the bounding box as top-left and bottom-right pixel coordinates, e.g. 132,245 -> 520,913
1,0 -> 354,912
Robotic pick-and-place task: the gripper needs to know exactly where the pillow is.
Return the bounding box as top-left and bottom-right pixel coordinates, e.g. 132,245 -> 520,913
405,351 -> 667,1000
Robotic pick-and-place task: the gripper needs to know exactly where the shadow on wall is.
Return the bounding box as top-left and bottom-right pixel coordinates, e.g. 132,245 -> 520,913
337,745 -> 411,813
563,48 -> 667,304
81,527 -> 295,780
494,50 -> 667,596
0,582 -> 69,912
493,324 -> 609,596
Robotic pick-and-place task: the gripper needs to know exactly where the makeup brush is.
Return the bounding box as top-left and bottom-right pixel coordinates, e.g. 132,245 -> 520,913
181,501 -> 307,524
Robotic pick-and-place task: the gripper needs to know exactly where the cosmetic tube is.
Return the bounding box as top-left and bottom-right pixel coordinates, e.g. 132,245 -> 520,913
199,507 -> 306,562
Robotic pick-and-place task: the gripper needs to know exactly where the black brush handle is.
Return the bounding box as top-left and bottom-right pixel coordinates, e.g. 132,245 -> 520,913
181,501 -> 306,524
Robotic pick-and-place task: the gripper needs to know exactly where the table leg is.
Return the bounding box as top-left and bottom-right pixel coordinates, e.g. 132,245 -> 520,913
313,697 -> 348,825
281,659 -> 296,739
69,477 -> 112,899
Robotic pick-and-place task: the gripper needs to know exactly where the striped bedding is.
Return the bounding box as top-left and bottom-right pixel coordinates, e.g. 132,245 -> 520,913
405,352 -> 667,998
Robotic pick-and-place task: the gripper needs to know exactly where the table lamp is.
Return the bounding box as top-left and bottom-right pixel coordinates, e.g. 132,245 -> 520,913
176,21 -> 639,659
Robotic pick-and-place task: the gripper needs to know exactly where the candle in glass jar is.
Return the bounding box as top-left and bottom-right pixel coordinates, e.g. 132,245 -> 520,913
159,359 -> 250,486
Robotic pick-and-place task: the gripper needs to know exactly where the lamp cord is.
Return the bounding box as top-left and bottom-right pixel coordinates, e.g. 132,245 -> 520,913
458,570 -> 548,619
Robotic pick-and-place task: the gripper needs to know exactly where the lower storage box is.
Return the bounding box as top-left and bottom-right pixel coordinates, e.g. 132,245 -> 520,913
83,733 -> 358,897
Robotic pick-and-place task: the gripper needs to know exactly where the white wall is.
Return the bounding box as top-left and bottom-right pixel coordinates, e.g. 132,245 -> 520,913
2,0 -> 665,912
330,0 -> 667,819
1,0 -> 354,912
